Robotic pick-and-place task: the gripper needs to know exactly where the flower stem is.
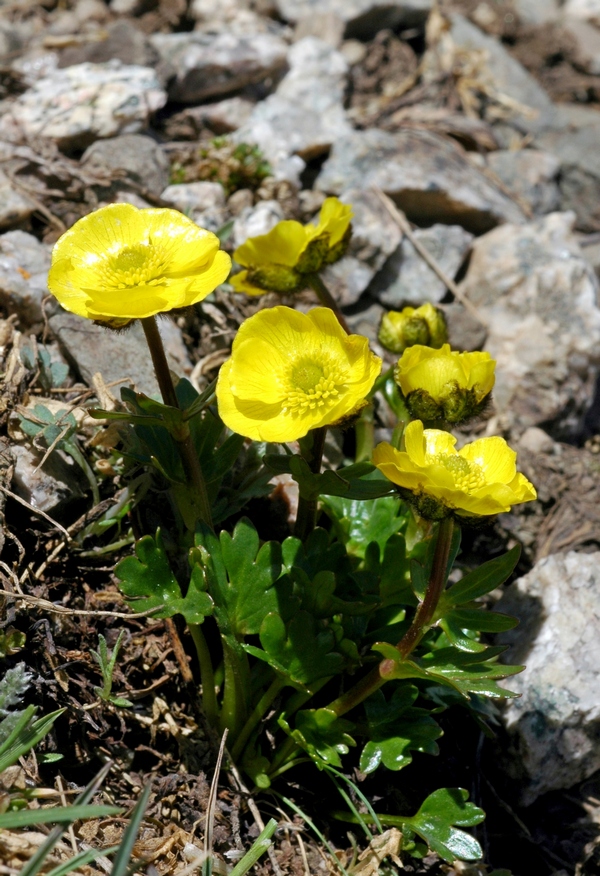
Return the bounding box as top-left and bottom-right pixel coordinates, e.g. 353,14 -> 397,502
189,623 -> 218,726
307,273 -> 350,334
294,426 -> 327,541
231,676 -> 285,762
355,402 -> 374,462
141,316 -> 213,529
326,516 -> 456,718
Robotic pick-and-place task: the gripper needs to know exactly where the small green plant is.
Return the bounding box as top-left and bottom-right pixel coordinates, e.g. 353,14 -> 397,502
91,632 -> 133,707
18,403 -> 100,505
21,343 -> 69,392
170,136 -> 271,194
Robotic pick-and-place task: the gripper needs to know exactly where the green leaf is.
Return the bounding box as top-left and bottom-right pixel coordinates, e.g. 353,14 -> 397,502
439,607 -> 517,653
245,611 -> 346,688
444,546 -> 520,607
320,493 -> 407,558
404,788 -> 485,862
373,642 -> 523,699
0,805 -> 121,829
290,708 -> 356,768
115,530 -> 213,624
0,708 -> 64,774
359,686 -> 442,774
194,519 -> 296,639
264,455 -> 395,501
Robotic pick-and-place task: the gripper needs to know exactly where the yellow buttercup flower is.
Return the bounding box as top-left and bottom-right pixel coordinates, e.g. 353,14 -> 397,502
378,303 -> 447,355
373,421 -> 536,519
395,344 -> 495,424
48,203 -> 232,327
216,306 -> 381,442
230,197 -> 353,296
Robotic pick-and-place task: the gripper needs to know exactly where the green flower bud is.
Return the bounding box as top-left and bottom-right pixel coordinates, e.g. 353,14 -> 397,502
378,304 -> 448,355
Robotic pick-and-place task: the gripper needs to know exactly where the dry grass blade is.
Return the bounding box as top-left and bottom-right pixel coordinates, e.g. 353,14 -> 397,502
203,729 -> 229,876
0,485 -> 72,540
373,187 -> 487,328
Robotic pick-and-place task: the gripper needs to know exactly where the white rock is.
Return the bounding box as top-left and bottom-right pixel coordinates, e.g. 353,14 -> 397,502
518,426 -> 555,455
232,200 -> 284,249
0,172 -> 36,232
564,0 -> 600,22
12,443 -> 86,513
0,231 -> 50,325
459,212 -> 600,438
233,37 -> 351,182
150,31 -> 288,104
497,551 -> 600,803
372,224 -> 474,308
186,97 -> 255,134
513,0 -> 560,23
3,61 -> 167,150
160,182 -> 227,232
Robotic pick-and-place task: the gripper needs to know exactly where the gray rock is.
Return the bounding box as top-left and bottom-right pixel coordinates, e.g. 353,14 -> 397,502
232,199 -> 284,249
459,211 -> 600,439
0,231 -> 51,326
0,172 -> 36,232
49,311 -> 191,397
58,20 -> 158,69
3,61 -> 167,151
276,0 -> 432,39
317,128 -> 525,233
80,134 -> 169,197
513,0 -> 560,23
536,116 -> 600,232
150,31 -> 288,104
486,149 -> 560,216
441,302 -> 488,353
372,224 -> 474,308
320,187 -> 403,307
497,551 -> 600,803
182,97 -> 255,135
561,16 -> 600,75
449,14 -> 555,134
345,302 -> 385,351
12,443 -> 86,513
233,37 -> 350,181
160,182 -> 227,232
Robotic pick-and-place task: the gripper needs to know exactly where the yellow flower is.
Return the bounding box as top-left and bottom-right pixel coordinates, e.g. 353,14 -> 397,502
48,203 -> 232,327
230,197 -> 353,296
395,344 -> 495,424
373,421 -> 536,518
216,306 -> 381,442
378,303 -> 447,354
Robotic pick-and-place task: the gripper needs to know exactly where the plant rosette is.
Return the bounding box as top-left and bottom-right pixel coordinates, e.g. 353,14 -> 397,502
230,197 -> 353,296
48,203 -> 231,327
216,305 -> 381,442
373,420 -> 536,519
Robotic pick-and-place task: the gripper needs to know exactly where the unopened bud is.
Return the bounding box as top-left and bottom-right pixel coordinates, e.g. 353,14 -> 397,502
378,304 -> 447,355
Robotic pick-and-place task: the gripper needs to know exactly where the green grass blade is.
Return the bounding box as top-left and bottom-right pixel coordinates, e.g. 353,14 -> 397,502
109,783 -> 152,876
0,708 -> 65,773
228,819 -> 277,876
0,805 -> 120,830
19,761 -> 116,876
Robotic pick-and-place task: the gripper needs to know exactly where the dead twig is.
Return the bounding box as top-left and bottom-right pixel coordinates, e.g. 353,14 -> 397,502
373,187 -> 487,328
0,588 -> 163,619
227,756 -> 284,876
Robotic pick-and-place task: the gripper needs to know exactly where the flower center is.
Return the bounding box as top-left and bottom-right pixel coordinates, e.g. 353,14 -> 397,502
101,244 -> 168,289
283,355 -> 345,413
434,454 -> 486,493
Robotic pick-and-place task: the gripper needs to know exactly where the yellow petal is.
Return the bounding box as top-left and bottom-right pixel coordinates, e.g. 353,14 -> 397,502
422,428 -> 458,459
404,420 -> 426,466
314,197 -> 354,247
230,270 -> 267,296
460,437 -> 516,485
466,355 -> 496,396
234,221 -> 311,268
